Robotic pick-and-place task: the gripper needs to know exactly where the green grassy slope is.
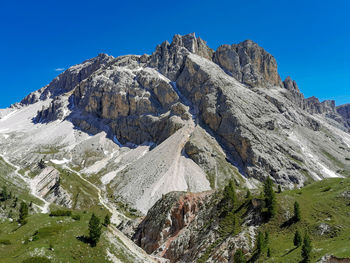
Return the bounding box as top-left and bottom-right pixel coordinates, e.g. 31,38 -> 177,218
0,159 -> 142,263
259,178 -> 350,262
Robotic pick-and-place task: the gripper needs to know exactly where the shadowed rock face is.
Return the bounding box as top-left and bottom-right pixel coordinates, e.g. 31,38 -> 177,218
337,103 -> 350,127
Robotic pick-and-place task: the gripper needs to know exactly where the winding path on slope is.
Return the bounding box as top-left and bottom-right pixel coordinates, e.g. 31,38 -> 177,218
61,165 -> 157,263
0,153 -> 156,262
0,154 -> 50,213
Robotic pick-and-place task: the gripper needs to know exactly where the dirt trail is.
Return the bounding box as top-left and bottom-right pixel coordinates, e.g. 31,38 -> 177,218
62,165 -> 157,262
0,154 -> 50,213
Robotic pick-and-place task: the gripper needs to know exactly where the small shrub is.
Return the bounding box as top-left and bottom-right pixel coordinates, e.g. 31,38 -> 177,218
234,249 -> 246,263
0,239 -> 11,245
322,186 -> 332,192
49,210 -> 72,217
72,214 -> 81,221
104,214 -> 111,226
22,257 -> 51,263
32,231 -> 39,241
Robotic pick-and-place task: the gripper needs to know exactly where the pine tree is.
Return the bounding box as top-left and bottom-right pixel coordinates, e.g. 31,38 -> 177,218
12,197 -> 17,208
38,159 -> 46,169
246,189 -> 251,199
277,185 -> 282,193
220,180 -> 237,216
104,214 -> 111,226
294,201 -> 301,222
234,249 -> 246,263
256,231 -> 265,255
8,209 -> 13,219
2,186 -> 8,201
263,177 -> 277,219
294,230 -> 302,247
89,213 -> 102,247
224,180 -> 237,206
18,201 -> 28,225
265,231 -> 269,246
301,233 -> 312,263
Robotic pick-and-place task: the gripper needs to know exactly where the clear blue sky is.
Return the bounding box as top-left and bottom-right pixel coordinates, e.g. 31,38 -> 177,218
1,0 -> 349,108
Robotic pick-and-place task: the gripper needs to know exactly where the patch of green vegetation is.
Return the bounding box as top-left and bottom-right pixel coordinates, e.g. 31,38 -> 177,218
287,154 -> 304,167
0,159 -> 44,208
197,238 -> 222,263
22,257 -> 51,263
0,239 -> 11,245
49,210 -> 72,217
53,166 -> 99,210
206,171 -> 216,189
35,146 -> 60,155
322,149 -> 344,168
0,205 -> 136,262
115,201 -> 139,219
259,178 -> 350,262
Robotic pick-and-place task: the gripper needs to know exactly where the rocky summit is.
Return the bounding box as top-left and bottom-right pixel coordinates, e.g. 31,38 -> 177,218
0,33 -> 350,262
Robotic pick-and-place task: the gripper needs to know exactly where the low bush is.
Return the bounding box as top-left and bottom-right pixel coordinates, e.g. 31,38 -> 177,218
22,257 -> 51,263
49,210 -> 72,217
71,214 -> 81,221
0,239 -> 11,245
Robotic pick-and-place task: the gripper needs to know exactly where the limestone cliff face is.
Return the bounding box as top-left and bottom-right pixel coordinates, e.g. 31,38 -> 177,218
148,33 -> 213,81
28,33 -> 350,189
71,55 -> 186,145
214,40 -> 281,87
33,167 -> 72,208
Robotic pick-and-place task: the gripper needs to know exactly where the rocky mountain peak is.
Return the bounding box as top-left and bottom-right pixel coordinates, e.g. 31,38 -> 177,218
283,76 -> 300,92
172,32 -> 214,60
213,39 -> 281,87
336,103 -> 350,127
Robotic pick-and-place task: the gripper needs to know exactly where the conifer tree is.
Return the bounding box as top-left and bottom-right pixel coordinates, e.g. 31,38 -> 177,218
265,231 -> 269,245
89,213 -> 102,247
18,201 -> 28,225
224,180 -> 237,206
277,185 -> 282,193
263,177 -> 276,219
234,249 -> 246,263
2,186 -> 8,201
294,230 -> 302,247
301,233 -> 312,263
12,197 -> 18,208
38,159 -> 46,169
246,189 -> 251,199
8,209 -> 13,219
294,201 -> 301,222
256,231 -> 265,255
104,214 -> 111,226
220,180 -> 237,216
